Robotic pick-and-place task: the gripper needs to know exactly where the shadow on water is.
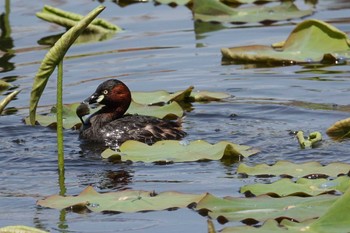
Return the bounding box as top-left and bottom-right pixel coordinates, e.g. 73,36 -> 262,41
0,0 -> 14,73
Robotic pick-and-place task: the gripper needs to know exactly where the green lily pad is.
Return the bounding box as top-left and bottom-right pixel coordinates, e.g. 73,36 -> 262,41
102,140 -> 258,163
326,117 -> 350,141
24,100 -> 184,129
237,161 -> 350,178
132,86 -> 230,105
240,176 -> 350,197
217,182 -> 350,233
36,5 -> 121,34
193,0 -> 312,24
24,103 -> 82,129
196,193 -> 337,223
37,186 -> 205,213
128,100 -> 184,119
221,19 -> 350,64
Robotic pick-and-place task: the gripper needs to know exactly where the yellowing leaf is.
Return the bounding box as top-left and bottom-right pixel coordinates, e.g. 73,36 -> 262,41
193,0 -> 312,24
237,161 -> 350,178
326,117 -> 350,141
222,19 -> 350,64
37,186 -> 205,213
240,176 -> 350,197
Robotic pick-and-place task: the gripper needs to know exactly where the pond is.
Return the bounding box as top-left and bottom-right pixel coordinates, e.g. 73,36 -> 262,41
1,0 -> 350,232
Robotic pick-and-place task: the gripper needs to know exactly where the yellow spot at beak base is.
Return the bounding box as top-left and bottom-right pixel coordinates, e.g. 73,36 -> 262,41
97,95 -> 104,103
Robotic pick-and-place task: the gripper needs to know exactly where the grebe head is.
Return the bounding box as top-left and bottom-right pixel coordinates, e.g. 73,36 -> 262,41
85,79 -> 132,108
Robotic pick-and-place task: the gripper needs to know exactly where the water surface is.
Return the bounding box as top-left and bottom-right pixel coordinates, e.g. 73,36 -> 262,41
1,0 -> 350,232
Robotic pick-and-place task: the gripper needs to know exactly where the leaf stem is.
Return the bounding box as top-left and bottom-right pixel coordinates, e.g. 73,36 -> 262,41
57,60 -> 65,193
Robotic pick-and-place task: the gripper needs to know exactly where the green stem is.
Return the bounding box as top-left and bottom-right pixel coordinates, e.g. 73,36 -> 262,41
57,60 -> 65,195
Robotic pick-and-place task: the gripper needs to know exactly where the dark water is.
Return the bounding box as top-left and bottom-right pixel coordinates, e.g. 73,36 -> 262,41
1,0 -> 350,232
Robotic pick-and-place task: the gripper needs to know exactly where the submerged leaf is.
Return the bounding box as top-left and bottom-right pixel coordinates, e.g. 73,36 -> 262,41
222,19 -> 350,64
102,140 -> 258,163
237,161 -> 350,178
240,176 -> 350,197
36,5 -> 121,33
29,6 -> 106,125
326,117 -> 350,141
37,186 -> 205,213
0,90 -> 20,115
193,0 -> 312,24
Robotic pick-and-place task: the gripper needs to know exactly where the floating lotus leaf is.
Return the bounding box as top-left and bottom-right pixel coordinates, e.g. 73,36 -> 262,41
132,86 -> 230,105
127,101 -> 184,119
218,184 -> 350,233
0,90 -> 20,115
193,0 -> 312,24
24,103 -> 82,129
196,193 -> 337,223
36,5 -> 121,34
102,140 -> 258,163
237,161 -> 350,178
222,19 -> 350,64
24,100 -> 184,129
240,176 -> 350,197
0,225 -> 48,233
37,186 -> 205,213
326,117 -> 350,141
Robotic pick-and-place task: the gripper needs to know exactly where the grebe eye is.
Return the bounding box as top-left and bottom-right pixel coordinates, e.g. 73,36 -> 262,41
102,90 -> 108,95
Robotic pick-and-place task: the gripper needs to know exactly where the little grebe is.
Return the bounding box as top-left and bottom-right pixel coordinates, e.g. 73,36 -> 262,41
78,79 -> 186,146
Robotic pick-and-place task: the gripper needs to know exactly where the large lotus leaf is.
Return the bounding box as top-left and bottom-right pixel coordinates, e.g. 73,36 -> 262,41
193,0 -> 312,24
132,86 -> 230,105
0,90 -> 20,115
218,184 -> 350,233
131,86 -> 193,105
326,117 -> 350,141
237,161 -> 350,178
102,140 -> 258,163
127,101 -> 184,119
24,103 -> 83,129
240,176 -> 350,197
24,100 -> 184,129
222,19 -> 350,64
196,193 -> 337,223
37,186 -> 205,213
